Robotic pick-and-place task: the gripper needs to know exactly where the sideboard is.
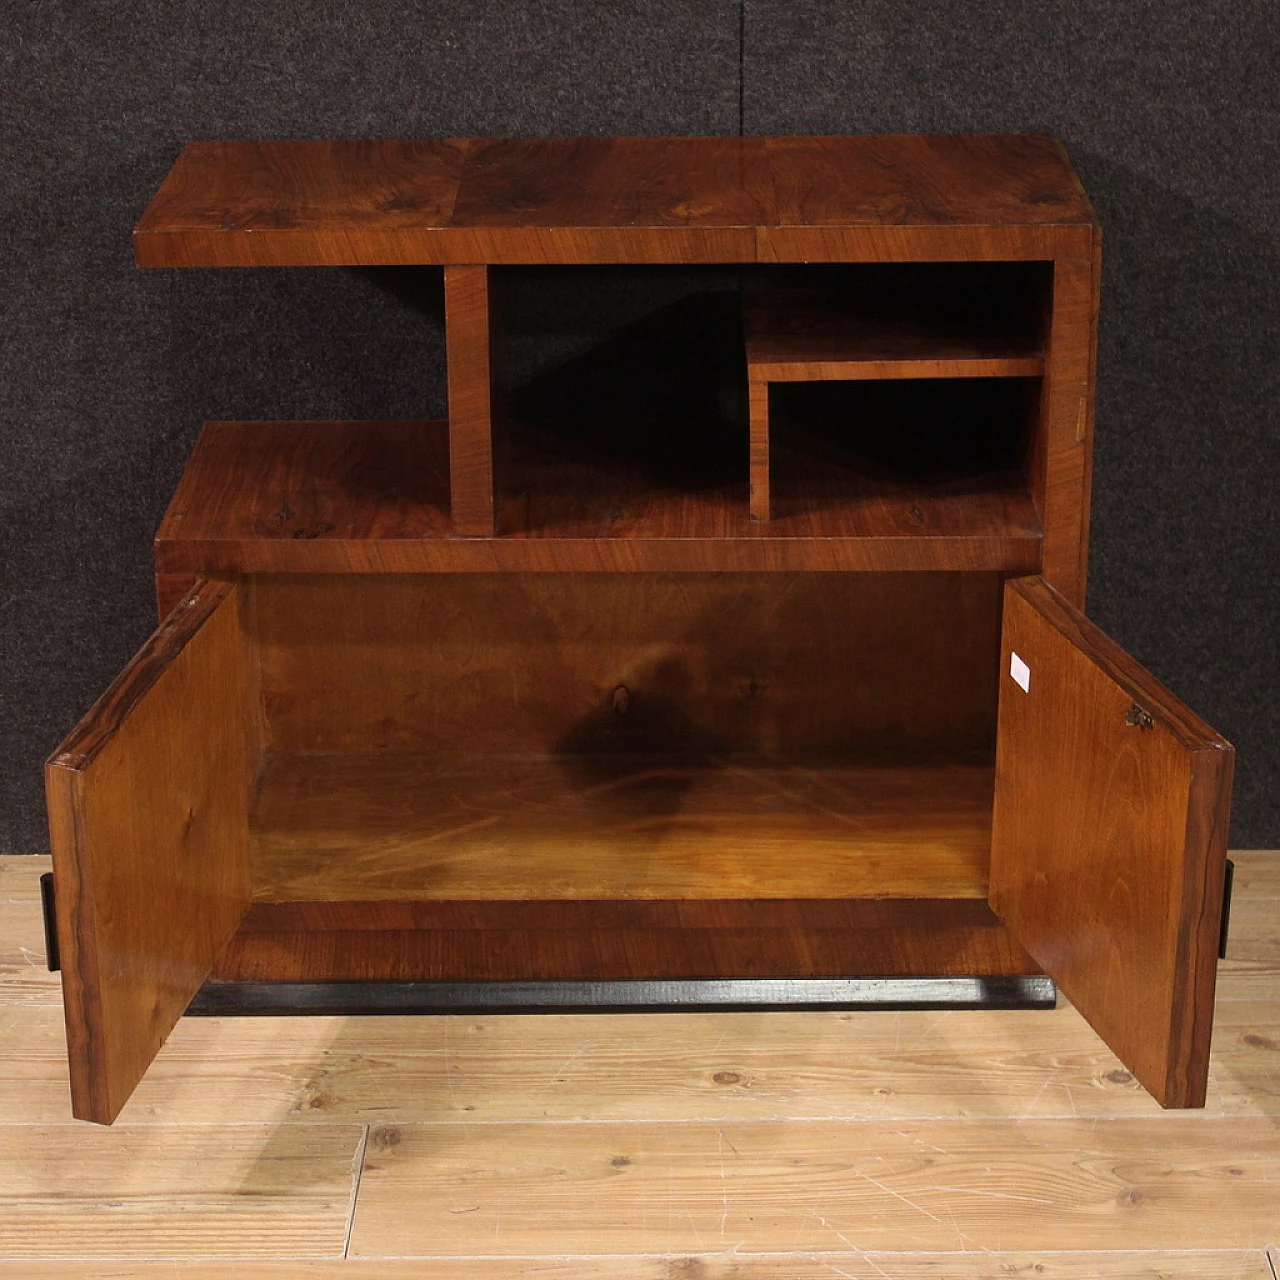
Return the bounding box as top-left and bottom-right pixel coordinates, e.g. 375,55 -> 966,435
43,136 -> 1234,1123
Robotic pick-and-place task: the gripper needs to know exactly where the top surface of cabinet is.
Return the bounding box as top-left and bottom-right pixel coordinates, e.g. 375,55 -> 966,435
134,135 -> 1098,267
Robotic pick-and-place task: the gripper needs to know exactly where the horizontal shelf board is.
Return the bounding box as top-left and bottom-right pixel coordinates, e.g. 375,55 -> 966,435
250,753 -> 995,905
744,287 -> 1044,381
503,419 -> 1041,555
161,536 -> 1041,574
750,357 -> 1044,381
157,420 -> 452,545
134,137 -> 1096,267
157,420 -> 1042,574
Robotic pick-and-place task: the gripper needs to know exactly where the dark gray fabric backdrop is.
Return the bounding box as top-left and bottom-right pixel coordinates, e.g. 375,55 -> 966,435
2,1 -> 1276,850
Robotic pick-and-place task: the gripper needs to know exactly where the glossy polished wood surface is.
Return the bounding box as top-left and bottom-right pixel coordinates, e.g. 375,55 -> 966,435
44,582 -> 254,1123
241,891 -> 1025,934
155,420 -> 1043,574
444,266 -> 499,535
990,577 -> 1235,1108
501,414 -> 1043,569
1033,252 -> 1099,605
249,754 -> 994,903
214,914 -> 1038,983
154,572 -> 200,620
155,420 -> 450,563
135,135 -> 1097,267
748,377 -> 771,521
248,572 -> 1001,757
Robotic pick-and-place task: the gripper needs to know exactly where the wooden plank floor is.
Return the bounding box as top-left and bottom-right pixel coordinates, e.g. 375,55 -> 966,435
1,852 -> 1277,1276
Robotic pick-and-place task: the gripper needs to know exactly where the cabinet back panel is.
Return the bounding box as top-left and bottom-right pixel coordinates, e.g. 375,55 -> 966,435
249,572 -> 1000,757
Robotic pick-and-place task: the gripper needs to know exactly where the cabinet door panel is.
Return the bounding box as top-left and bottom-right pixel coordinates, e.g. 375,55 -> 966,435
45,580 -> 254,1124
990,576 -> 1234,1107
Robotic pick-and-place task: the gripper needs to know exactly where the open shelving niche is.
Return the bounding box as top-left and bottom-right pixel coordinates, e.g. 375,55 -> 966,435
156,260 -> 1054,966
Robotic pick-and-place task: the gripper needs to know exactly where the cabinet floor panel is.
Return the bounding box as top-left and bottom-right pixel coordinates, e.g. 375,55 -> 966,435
250,754 -> 993,904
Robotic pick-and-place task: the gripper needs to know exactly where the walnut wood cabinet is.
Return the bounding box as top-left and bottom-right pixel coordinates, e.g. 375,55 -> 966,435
44,136 -> 1235,1123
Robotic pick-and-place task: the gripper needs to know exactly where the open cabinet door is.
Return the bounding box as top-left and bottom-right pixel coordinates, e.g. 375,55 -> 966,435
991,577 -> 1234,1107
45,580 -> 254,1124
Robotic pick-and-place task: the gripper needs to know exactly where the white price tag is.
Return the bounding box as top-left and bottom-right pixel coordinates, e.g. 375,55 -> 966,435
1010,651 -> 1031,693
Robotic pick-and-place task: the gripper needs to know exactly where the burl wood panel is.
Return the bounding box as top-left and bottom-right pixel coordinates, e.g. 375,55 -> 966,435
248,572 -> 1002,757
749,136 -> 1088,226
135,135 -> 1097,267
249,755 -> 995,904
990,577 -> 1234,1108
133,138 -> 473,267
156,421 -> 451,554
44,581 -> 254,1124
154,420 -> 1043,575
444,266 -> 498,535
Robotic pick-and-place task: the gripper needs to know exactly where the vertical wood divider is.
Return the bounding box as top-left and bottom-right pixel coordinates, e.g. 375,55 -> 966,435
1034,233 -> 1100,606
444,264 -> 498,537
748,379 -> 770,521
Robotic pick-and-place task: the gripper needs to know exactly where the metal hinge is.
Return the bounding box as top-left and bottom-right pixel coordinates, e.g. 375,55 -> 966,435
1124,704 -> 1155,731
1219,859 -> 1235,961
40,873 -> 60,972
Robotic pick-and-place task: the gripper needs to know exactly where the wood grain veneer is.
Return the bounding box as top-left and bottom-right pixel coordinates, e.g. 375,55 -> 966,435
154,420 -> 1042,574
239,893 -> 1026,934
248,754 -> 995,904
155,572 -> 199,620
58,132 -> 1226,1126
748,378 -> 771,521
743,289 -> 1045,383
1033,252 -> 1099,605
134,135 -> 1097,268
213,916 -> 1039,983
44,581 -> 254,1123
246,572 -> 1002,757
990,577 -> 1234,1108
444,266 -> 499,535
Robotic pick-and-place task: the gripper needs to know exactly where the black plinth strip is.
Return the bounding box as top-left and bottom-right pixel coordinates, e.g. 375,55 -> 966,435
186,975 -> 1057,1017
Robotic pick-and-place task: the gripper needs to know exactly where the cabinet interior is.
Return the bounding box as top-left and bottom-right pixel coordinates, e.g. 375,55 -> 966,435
239,571 -> 1002,907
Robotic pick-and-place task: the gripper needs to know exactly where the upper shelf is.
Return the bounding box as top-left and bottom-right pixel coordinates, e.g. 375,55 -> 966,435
133,135 -> 1098,267
744,287 -> 1045,382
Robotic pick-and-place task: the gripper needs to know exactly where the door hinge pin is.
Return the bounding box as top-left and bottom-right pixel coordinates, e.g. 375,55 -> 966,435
1124,704 -> 1155,730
